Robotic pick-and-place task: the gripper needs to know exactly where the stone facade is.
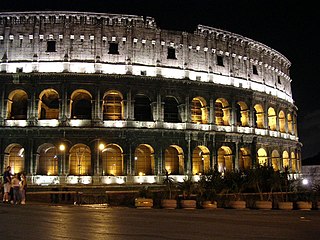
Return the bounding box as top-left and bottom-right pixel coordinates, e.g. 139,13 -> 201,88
0,12 -> 301,186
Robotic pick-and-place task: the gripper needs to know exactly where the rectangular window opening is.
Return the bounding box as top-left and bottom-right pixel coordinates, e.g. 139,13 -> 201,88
108,42 -> 119,54
217,55 -> 224,66
278,76 -> 281,84
46,40 -> 56,52
253,65 -> 258,75
167,47 -> 177,59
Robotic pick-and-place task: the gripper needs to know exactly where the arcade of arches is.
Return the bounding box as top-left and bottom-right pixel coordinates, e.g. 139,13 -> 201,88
3,142 -> 301,178
5,88 -> 298,135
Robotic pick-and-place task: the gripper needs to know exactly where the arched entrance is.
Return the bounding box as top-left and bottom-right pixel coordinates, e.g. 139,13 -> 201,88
164,145 -> 184,174
192,146 -> 210,174
4,144 -> 25,174
69,144 -> 91,175
101,144 -> 123,175
134,144 -> 155,175
257,148 -> 268,166
36,143 -> 59,175
217,146 -> 233,172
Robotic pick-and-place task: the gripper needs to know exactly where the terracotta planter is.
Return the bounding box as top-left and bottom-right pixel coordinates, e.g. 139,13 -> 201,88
202,201 -> 217,209
296,201 -> 312,210
135,198 -> 153,209
255,200 -> 272,210
161,199 -> 177,209
278,201 -> 293,210
229,200 -> 246,209
180,199 -> 197,209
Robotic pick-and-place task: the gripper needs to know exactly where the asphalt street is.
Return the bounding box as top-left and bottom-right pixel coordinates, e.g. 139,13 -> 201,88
0,204 -> 319,240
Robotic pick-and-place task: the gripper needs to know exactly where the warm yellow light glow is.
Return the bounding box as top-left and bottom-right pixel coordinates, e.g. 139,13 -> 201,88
99,143 -> 105,150
139,172 -> 144,176
59,144 -> 65,151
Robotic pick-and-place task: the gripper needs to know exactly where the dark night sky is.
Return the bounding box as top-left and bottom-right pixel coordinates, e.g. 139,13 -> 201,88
1,0 -> 319,159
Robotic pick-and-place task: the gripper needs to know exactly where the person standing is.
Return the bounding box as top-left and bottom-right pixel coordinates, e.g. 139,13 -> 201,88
2,166 -> 12,203
20,172 -> 27,204
11,173 -> 21,204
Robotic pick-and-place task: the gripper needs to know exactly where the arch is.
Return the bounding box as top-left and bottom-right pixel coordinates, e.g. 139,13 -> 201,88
103,90 -> 123,120
191,97 -> 208,124
38,89 -> 59,120
282,151 -> 289,170
278,110 -> 286,133
217,146 -> 233,172
7,89 -> 28,120
253,104 -> 265,128
215,98 -> 230,126
237,101 -> 249,127
268,107 -> 277,131
164,145 -> 184,174
70,89 -> 92,119
287,113 -> 293,133
69,144 -> 91,175
291,152 -> 297,173
101,143 -> 123,176
164,96 -> 180,123
239,147 -> 251,170
134,144 -> 155,175
271,150 -> 280,171
192,146 -> 210,174
134,94 -> 152,121
257,148 -> 268,166
4,144 -> 25,174
36,143 -> 59,175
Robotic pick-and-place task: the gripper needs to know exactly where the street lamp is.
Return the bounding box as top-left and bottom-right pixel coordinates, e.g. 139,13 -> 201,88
97,141 -> 105,175
59,144 -> 65,175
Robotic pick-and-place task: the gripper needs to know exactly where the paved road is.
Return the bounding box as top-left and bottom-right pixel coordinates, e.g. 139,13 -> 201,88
1,204 -> 319,240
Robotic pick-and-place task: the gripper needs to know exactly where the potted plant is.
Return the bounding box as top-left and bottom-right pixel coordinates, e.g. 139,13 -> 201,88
197,167 -> 222,209
161,170 -> 178,209
134,186 -> 153,209
222,170 -> 248,209
248,165 -> 274,210
177,176 -> 197,209
277,167 -> 294,210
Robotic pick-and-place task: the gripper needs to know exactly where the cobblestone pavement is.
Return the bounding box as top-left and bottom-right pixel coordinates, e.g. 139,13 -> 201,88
1,203 -> 319,240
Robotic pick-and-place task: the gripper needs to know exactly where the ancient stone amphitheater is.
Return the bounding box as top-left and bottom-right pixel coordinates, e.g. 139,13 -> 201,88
0,11 -> 301,186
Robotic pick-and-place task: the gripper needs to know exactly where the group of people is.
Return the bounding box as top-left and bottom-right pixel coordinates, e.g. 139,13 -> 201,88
2,166 -> 27,204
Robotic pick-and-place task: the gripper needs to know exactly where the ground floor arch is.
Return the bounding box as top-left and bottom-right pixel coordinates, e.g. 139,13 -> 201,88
217,146 -> 233,172
192,145 -> 210,175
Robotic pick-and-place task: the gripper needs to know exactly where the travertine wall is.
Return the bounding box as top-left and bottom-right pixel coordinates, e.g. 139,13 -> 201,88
0,11 -> 292,98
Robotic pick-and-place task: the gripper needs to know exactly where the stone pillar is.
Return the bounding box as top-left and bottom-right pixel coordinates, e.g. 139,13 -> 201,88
178,103 -> 186,122
27,90 -> 37,125
27,138 -> 34,175
150,102 -> 158,121
249,105 -> 255,127
185,96 -> 190,123
126,91 -> 134,120
0,87 -> 5,125
231,101 -> 236,126
234,141 -> 239,170
186,132 -> 192,175
264,103 -> 268,129
209,99 -> 214,124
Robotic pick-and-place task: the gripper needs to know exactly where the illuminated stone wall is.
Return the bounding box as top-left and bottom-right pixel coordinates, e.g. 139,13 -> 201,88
0,11 -> 301,186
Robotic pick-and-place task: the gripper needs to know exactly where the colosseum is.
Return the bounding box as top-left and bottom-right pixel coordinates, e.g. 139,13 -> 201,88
0,11 -> 301,187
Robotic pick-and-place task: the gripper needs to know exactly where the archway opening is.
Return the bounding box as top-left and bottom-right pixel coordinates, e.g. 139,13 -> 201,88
134,144 -> 154,175
101,144 -> 123,175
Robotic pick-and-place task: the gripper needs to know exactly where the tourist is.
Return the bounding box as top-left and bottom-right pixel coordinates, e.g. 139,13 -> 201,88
11,173 -> 21,204
20,172 -> 27,204
2,166 -> 12,203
